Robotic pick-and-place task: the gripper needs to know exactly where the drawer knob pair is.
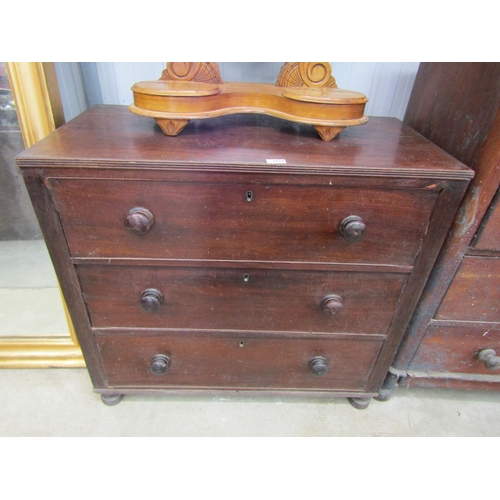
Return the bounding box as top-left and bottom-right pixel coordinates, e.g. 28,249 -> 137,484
339,215 -> 366,242
149,352 -> 327,377
125,207 -> 154,235
125,208 -> 366,243
139,290 -> 344,317
477,349 -> 500,371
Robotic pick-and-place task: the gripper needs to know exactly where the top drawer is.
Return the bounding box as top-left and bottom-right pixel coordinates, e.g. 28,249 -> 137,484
50,178 -> 437,266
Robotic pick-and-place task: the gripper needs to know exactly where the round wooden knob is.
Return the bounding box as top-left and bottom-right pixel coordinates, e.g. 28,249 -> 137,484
477,349 -> 500,370
139,288 -> 164,313
150,354 -> 171,375
339,215 -> 366,242
309,356 -> 328,376
321,294 -> 344,317
125,207 -> 154,235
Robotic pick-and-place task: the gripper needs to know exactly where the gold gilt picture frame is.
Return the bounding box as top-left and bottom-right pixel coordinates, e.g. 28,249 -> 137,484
0,62 -> 84,368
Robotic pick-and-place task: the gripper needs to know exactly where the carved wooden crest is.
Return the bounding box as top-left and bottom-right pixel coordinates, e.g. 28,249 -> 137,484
276,63 -> 337,88
160,62 -> 223,84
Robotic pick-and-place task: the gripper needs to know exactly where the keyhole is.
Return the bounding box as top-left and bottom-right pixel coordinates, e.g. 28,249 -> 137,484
243,273 -> 250,282
246,190 -> 253,202
239,341 -> 245,348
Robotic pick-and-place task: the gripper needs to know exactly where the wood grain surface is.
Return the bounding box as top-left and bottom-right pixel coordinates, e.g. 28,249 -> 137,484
474,189 -> 500,251
435,256 -> 500,322
404,62 -> 500,169
15,106 -> 473,399
393,63 -> 500,384
408,325 -> 500,375
16,107 -> 472,180
50,178 -> 438,266
97,333 -> 383,390
78,265 -> 406,334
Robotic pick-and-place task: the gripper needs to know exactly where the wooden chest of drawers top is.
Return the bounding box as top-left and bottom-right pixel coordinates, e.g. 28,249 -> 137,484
17,106 -> 471,178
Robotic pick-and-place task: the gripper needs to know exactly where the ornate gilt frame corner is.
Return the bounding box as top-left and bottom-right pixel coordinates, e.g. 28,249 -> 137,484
0,62 -> 85,368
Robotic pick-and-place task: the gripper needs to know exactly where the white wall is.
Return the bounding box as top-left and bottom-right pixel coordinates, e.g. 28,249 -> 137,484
330,62 -> 419,119
54,62 -> 88,121
56,62 -> 420,121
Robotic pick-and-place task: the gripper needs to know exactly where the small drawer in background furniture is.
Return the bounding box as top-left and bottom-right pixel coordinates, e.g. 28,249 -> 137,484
474,188 -> 500,252
435,256 -> 500,323
408,325 -> 500,375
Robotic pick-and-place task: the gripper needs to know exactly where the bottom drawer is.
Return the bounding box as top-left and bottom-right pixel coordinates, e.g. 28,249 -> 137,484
97,333 -> 383,391
409,325 -> 500,375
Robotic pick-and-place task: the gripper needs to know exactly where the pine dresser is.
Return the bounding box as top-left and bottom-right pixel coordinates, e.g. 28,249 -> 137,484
16,106 -> 473,407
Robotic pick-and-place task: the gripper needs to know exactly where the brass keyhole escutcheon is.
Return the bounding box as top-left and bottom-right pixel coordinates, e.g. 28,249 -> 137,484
243,273 -> 250,282
246,190 -> 253,202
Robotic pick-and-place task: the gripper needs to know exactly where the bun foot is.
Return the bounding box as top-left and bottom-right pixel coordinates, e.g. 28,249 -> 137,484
374,369 -> 401,402
347,397 -> 371,410
375,388 -> 393,402
101,394 -> 124,406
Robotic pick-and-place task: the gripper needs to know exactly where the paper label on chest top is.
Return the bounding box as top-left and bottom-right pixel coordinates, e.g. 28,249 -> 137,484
266,159 -> 287,164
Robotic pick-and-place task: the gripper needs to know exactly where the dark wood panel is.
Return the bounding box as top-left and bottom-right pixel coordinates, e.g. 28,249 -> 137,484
17,107 -> 471,179
394,65 -> 500,370
73,257 -> 413,274
78,265 -> 406,335
52,178 -> 437,266
435,256 -> 500,323
22,166 -> 463,187
404,62 -> 500,169
408,325 -> 500,375
367,183 -> 470,390
405,375 -> 500,391
97,333 -> 383,391
474,188 -> 500,251
20,172 -> 107,386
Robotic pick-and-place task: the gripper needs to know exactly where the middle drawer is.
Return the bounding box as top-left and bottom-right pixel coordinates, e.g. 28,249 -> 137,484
77,265 -> 406,335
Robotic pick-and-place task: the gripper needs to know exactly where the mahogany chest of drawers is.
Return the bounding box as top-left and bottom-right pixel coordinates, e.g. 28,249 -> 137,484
16,106 -> 473,407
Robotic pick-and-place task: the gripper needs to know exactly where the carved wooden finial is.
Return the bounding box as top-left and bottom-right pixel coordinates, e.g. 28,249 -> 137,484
160,62 -> 223,84
276,62 -> 337,88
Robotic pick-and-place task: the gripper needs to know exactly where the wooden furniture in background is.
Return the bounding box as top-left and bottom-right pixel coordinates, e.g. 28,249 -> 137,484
16,106 -> 471,406
130,62 -> 368,141
388,63 -> 500,393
